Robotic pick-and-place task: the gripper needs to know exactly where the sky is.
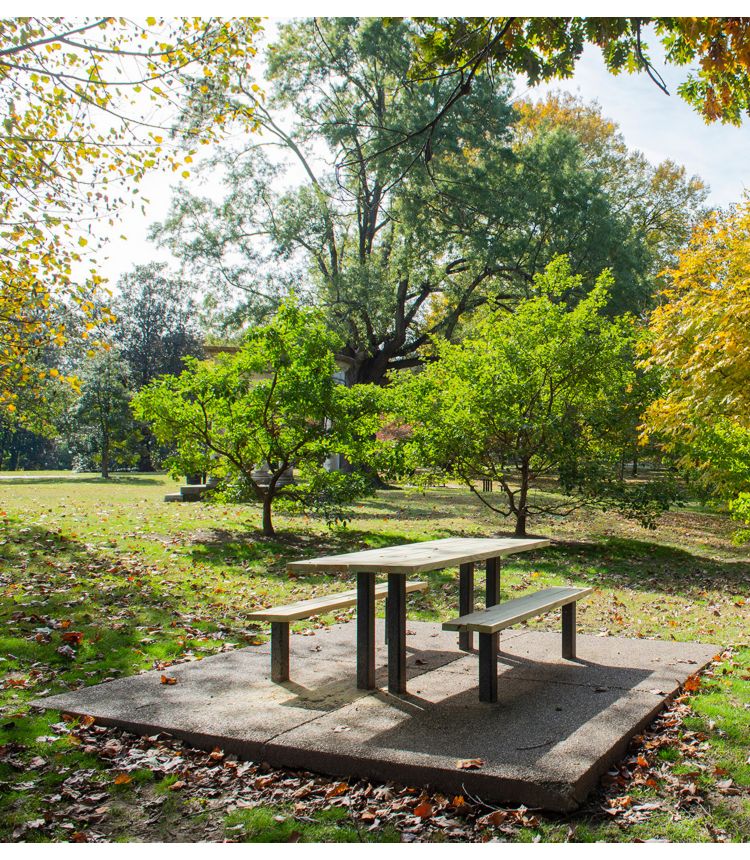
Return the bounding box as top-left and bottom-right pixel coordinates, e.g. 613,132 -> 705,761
95,17 -> 750,288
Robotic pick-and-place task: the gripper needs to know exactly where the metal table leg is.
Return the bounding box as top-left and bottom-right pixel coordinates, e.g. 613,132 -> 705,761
356,571 -> 375,689
458,562 -> 474,651
387,573 -> 407,694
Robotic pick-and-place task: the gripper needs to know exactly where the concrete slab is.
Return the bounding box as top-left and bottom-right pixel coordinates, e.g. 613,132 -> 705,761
39,621 -> 717,812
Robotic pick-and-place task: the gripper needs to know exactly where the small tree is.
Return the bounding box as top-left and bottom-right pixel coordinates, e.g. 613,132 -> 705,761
132,300 -> 380,535
70,350 -> 135,478
387,257 -> 668,536
114,263 -> 203,470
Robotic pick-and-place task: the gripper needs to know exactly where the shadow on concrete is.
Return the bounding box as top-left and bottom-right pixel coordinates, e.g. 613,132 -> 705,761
367,652 -> 653,766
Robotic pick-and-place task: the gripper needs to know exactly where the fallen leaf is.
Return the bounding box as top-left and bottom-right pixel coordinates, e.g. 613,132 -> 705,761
413,800 -> 433,819
160,675 -> 177,685
326,781 -> 349,798
113,773 -> 132,785
479,809 -> 510,827
456,758 -> 484,770
683,675 -> 701,692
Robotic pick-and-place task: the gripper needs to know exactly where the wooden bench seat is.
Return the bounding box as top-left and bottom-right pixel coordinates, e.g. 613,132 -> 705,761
249,580 -> 428,682
443,586 -> 593,703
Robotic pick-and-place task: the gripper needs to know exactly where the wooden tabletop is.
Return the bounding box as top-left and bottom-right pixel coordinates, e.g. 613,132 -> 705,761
287,536 -> 550,575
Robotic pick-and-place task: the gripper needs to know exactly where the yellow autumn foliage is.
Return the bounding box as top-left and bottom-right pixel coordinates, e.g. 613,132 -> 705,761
0,17 -> 262,418
643,197 -> 750,444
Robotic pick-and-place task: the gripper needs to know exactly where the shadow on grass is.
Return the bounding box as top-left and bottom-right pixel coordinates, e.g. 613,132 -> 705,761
0,521 -> 211,704
539,537 -> 750,598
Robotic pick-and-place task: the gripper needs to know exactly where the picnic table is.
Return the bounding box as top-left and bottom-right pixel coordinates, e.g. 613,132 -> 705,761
287,536 -> 550,695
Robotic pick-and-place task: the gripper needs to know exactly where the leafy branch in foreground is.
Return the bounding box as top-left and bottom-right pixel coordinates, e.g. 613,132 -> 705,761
0,16 -> 262,417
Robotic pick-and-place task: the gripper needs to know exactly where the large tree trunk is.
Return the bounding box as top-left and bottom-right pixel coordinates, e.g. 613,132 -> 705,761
100,438 -> 110,479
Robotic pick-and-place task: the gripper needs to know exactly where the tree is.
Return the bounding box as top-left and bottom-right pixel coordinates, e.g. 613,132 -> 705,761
642,198 -> 750,530
113,263 -> 203,469
157,18 -> 698,387
114,263 -> 203,390
386,257 -> 668,537
408,17 -> 750,145
512,93 -> 708,303
132,299 -> 381,536
0,16 -> 262,418
69,349 -> 135,478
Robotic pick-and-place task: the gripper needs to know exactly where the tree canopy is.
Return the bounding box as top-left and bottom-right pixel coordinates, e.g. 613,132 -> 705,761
411,18 -> 750,131
642,198 -> 750,532
156,18 -> 705,387
0,16 -> 262,417
386,257 -> 669,536
132,299 -> 381,535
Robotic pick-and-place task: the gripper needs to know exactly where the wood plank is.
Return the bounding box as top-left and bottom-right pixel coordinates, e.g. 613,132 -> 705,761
248,580 -> 427,622
286,537 -> 550,575
442,587 -> 593,634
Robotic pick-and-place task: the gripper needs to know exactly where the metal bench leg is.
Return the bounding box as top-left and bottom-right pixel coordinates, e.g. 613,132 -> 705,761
478,631 -> 499,703
384,597 -> 388,644
459,562 -> 474,651
562,603 -> 576,660
357,572 -> 376,689
387,574 -> 407,694
271,622 -> 290,682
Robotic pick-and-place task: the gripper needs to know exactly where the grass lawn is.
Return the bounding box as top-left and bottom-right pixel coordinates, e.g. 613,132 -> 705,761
1,472 -> 748,842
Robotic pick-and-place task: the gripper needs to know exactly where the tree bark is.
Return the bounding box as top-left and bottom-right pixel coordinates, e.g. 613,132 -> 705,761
514,459 -> 530,536
261,492 -> 274,536
100,439 -> 110,479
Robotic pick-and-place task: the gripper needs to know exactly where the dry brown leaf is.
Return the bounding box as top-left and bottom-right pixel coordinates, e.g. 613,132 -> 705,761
326,781 -> 349,798
113,773 -> 132,785
160,675 -> 177,685
683,674 -> 701,692
456,758 -> 484,770
479,810 -> 511,827
413,800 -> 433,819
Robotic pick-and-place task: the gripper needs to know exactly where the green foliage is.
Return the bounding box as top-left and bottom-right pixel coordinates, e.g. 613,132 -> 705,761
413,18 -> 750,125
132,299 -> 381,534
68,349 -> 137,478
155,18 -> 701,388
386,257 -> 671,535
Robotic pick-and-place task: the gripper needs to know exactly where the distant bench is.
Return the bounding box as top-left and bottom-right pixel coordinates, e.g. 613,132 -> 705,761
443,586 -> 593,703
249,580 -> 428,682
